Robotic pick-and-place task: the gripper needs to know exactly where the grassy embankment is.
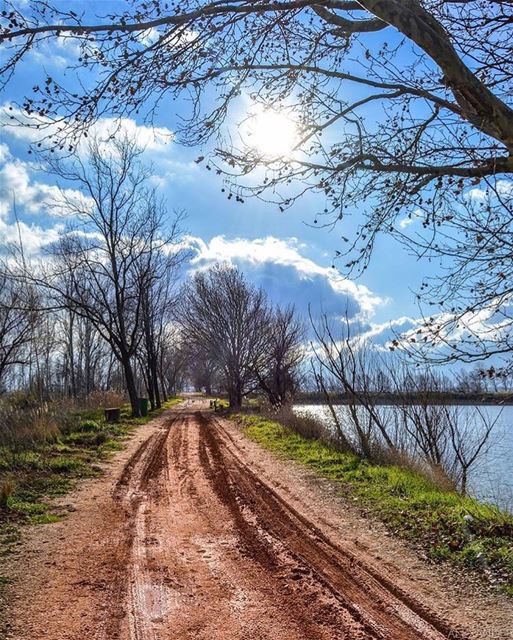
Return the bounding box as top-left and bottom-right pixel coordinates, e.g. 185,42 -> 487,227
233,412 -> 513,596
0,397 -> 181,575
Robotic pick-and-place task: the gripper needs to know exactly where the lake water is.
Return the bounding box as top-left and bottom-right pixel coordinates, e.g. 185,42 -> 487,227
295,404 -> 513,512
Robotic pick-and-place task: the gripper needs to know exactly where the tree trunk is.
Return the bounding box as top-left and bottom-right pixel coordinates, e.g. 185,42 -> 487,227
228,387 -> 242,410
149,354 -> 161,409
121,353 -> 140,417
146,364 -> 156,410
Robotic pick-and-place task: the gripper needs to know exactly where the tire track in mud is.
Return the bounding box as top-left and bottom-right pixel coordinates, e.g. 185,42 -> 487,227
197,412 -> 468,640
111,407 -> 469,640
114,413 -> 181,640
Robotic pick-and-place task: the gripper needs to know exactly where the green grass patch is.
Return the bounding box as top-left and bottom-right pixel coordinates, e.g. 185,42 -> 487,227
235,413 -> 513,595
0,397 -> 182,551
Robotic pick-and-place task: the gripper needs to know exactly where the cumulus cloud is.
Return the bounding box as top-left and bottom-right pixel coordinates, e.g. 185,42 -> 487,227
184,235 -> 387,320
0,142 -> 93,257
466,180 -> 513,203
385,300 -> 513,362
0,145 -> 90,220
497,180 -> 513,198
29,35 -> 83,68
0,216 -> 64,257
398,208 -> 422,229
0,105 -> 174,153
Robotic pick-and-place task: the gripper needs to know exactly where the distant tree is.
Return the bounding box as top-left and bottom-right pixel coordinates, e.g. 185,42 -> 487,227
0,267 -> 39,391
185,346 -> 219,396
136,209 -> 187,409
178,265 -> 270,409
256,305 -> 304,407
159,326 -> 189,399
311,313 -> 396,457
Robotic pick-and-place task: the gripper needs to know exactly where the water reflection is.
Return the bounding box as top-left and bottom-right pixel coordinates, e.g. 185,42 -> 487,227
295,404 -> 512,511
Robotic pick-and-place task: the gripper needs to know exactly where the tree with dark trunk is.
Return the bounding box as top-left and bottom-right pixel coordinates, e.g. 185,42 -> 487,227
136,209 -> 187,410
256,305 -> 304,406
178,265 -> 270,409
19,136 -> 175,416
0,267 -> 40,391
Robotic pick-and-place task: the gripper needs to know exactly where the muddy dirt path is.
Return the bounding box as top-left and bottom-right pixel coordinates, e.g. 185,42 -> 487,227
2,401 -> 511,639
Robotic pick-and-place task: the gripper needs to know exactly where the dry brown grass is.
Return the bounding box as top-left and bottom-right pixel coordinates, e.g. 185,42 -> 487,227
85,389 -> 125,410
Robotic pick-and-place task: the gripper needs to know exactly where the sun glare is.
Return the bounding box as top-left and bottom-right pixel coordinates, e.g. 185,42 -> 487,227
243,108 -> 298,158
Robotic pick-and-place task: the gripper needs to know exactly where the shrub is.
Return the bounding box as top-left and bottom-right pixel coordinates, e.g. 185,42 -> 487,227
0,400 -> 61,453
48,457 -> 81,474
264,405 -> 330,443
76,420 -> 102,433
85,390 -> 124,410
0,481 -> 13,509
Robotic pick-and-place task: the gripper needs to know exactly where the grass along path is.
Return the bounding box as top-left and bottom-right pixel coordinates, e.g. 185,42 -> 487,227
234,413 -> 513,596
0,398 -> 181,562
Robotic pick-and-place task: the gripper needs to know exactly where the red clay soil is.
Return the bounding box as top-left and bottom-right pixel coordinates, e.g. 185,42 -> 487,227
1,400 -> 511,640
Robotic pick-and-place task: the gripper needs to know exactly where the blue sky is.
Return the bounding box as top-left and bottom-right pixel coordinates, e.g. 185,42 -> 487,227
0,3 -> 466,354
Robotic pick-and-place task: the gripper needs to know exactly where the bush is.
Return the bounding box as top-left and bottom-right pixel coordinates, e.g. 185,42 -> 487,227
76,420 -> 102,433
48,457 -> 82,474
0,400 -> 61,453
0,481 -> 13,509
85,390 -> 124,410
63,431 -> 108,447
264,405 -> 330,442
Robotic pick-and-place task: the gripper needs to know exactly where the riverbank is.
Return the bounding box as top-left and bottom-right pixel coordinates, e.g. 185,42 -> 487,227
233,412 -> 513,596
294,392 -> 513,406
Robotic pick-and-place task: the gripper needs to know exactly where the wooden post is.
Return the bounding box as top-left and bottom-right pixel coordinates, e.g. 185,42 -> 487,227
105,407 -> 121,423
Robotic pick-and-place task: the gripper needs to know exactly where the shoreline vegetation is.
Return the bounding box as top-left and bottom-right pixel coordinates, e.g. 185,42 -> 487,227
230,408 -> 513,596
0,397 -> 181,563
294,391 -> 513,406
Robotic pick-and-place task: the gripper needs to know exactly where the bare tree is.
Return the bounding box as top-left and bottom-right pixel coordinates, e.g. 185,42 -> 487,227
311,313 -> 396,458
185,345 -> 219,396
136,210 -> 187,409
256,305 -> 304,407
389,366 -> 500,494
159,325 -> 190,399
178,265 -> 270,409
447,407 -> 499,496
21,137 -> 177,415
0,267 -> 39,391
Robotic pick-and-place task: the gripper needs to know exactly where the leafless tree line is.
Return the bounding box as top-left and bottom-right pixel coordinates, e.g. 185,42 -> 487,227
177,265 -> 305,409
311,316 -> 500,495
0,137 -> 188,416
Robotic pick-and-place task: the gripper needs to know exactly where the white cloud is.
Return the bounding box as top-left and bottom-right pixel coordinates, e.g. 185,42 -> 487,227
387,300 -> 513,356
0,216 -> 64,257
466,180 -> 513,203
496,180 -> 513,198
0,142 -> 94,257
467,187 -> 487,202
399,216 -> 414,229
0,151 -> 90,220
398,208 -> 422,229
185,235 -> 387,319
30,35 -> 83,68
0,105 -> 174,153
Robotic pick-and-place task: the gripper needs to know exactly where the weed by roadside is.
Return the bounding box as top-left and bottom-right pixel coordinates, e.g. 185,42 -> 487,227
234,412 -> 513,595
0,397 -> 181,555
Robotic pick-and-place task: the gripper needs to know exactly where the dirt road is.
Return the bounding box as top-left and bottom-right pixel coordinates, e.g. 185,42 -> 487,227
2,401 -> 511,639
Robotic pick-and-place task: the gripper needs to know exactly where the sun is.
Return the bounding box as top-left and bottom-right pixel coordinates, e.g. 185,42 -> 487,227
242,107 -> 298,158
